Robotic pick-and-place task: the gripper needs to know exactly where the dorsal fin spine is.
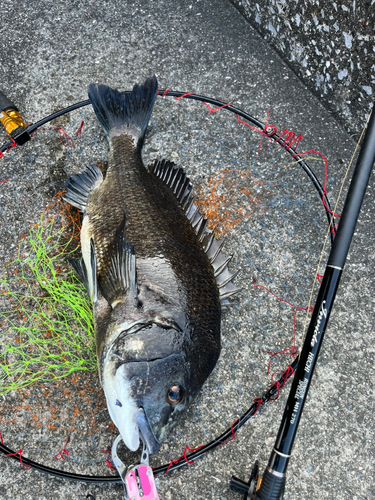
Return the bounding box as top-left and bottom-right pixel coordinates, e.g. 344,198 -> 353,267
152,163 -> 159,176
172,169 -> 183,193
186,203 -> 198,221
216,268 -> 239,288
185,198 -> 195,216
202,232 -> 214,252
167,168 -> 176,186
219,281 -> 241,299
195,218 -> 207,239
162,163 -> 170,181
180,185 -> 192,205
207,239 -> 225,263
170,168 -> 179,187
213,254 -> 232,276
192,213 -> 203,229
182,180 -> 191,198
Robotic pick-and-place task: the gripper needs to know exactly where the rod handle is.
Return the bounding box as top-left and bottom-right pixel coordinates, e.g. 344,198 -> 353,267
0,90 -> 18,112
254,468 -> 285,500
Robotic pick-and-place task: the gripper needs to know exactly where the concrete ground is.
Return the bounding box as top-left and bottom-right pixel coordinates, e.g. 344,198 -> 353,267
0,1 -> 374,499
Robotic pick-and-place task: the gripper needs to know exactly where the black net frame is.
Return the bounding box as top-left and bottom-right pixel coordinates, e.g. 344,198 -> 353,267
0,89 -> 335,483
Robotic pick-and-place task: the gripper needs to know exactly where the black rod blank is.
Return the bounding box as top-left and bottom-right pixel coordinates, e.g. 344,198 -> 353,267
253,107 -> 375,500
328,110 -> 375,269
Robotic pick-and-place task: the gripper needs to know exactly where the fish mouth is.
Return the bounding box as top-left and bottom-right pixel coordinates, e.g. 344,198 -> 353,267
135,407 -> 160,454
102,361 -> 161,454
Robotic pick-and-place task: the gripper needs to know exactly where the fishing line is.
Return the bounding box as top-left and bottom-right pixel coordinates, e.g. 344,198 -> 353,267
299,111 -> 372,352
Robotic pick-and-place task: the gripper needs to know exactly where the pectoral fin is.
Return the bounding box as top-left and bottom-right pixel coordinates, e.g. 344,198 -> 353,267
98,215 -> 138,308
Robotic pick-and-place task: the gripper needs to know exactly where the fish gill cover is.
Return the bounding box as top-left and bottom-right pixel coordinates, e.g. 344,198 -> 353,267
0,94 -> 332,491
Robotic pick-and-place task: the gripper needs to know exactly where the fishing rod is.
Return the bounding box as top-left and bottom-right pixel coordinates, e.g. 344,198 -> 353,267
231,106 -> 375,499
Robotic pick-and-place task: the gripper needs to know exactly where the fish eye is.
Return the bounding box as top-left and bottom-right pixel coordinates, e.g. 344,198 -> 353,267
167,384 -> 183,405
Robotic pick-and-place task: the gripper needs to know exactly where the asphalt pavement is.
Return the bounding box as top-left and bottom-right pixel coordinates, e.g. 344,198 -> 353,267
0,1 -> 374,499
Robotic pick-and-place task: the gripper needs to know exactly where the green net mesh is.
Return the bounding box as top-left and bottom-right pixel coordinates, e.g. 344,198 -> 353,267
0,194 -> 96,394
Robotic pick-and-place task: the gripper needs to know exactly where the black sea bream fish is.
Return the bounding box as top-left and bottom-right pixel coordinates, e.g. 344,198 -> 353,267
63,76 -> 239,454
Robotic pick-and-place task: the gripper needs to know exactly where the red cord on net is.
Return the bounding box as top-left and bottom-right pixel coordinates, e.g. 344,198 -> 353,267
76,120 -> 84,138
54,126 -> 75,148
163,415 -> 252,474
253,279 -> 313,313
236,112 -> 304,155
101,449 -> 117,471
164,88 -> 234,113
159,89 -> 172,98
235,111 -> 280,155
33,126 -> 74,148
175,92 -> 196,100
0,138 -> 17,159
278,128 -> 303,152
201,102 -> 233,114
104,459 -> 117,471
262,309 -> 299,375
257,110 -> 272,156
0,177 -> 11,185
252,398 -> 264,416
218,418 -> 239,446
269,364 -> 295,401
164,443 -> 205,474
54,437 -> 69,460
7,138 -> 17,152
253,278 -> 313,374
4,449 -> 31,470
292,150 -> 340,221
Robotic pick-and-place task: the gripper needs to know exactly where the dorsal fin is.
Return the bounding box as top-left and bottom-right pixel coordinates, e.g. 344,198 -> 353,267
149,159 -> 240,303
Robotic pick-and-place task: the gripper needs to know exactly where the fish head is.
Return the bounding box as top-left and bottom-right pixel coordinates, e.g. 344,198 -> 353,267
102,321 -> 200,454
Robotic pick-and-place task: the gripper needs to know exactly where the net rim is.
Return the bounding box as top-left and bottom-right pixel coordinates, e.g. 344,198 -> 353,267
0,90 -> 332,482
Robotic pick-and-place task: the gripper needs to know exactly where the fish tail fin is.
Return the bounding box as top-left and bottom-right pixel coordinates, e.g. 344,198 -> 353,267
88,76 -> 158,147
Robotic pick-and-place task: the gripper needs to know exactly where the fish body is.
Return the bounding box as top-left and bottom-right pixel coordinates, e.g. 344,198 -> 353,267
64,76 -> 239,453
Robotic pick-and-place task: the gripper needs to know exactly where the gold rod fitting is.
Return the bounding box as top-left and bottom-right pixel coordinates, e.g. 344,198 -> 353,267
0,109 -> 27,135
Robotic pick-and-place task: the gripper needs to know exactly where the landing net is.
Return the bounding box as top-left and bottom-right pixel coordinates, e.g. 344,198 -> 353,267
0,94 -> 333,497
